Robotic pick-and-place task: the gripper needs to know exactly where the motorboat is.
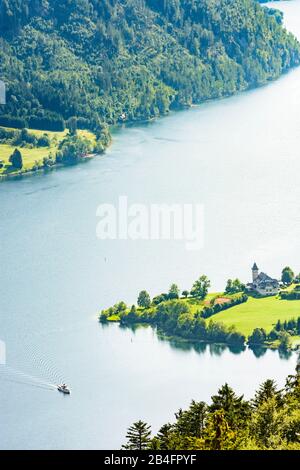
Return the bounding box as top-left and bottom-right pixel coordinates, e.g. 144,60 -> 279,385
57,383 -> 71,394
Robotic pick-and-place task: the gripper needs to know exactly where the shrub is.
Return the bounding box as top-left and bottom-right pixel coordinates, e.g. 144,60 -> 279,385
201,294 -> 248,319
57,134 -> 92,164
278,331 -> 291,351
0,115 -> 27,129
37,134 -> 51,147
29,115 -> 65,132
280,290 -> 300,300
152,294 -> 168,306
9,148 -> 23,169
268,329 -> 279,341
248,328 -> 267,346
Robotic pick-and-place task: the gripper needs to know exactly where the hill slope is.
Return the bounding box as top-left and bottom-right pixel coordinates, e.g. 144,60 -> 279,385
0,0 -> 299,132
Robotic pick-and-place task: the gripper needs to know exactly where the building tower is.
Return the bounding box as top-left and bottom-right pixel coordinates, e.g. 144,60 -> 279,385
252,262 -> 259,282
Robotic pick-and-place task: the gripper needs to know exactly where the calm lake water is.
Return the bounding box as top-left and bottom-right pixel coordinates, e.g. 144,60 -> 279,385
0,1 -> 300,450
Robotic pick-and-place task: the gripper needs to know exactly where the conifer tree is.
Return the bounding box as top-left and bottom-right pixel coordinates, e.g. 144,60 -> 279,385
123,421 -> 151,450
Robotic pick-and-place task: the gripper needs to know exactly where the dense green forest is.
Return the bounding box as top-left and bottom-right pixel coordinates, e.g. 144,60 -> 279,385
123,364 -> 300,450
0,0 -> 299,133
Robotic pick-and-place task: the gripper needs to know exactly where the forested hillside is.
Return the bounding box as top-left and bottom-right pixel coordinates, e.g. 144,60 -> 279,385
123,369 -> 300,450
0,0 -> 299,132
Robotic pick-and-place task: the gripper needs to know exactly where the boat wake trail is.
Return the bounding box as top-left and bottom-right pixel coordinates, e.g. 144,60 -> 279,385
0,322 -> 76,393
0,364 -> 57,391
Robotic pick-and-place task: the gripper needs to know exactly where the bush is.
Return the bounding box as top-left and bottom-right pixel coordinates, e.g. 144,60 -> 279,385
278,331 -> 291,351
124,305 -> 138,323
29,115 -> 65,132
43,156 -> 55,168
268,329 -> 279,341
56,134 -> 92,164
248,328 -> 267,346
272,317 -> 300,338
99,301 -> 127,322
9,148 -> 23,169
227,331 -> 246,347
152,294 -> 168,306
11,129 -> 37,147
280,290 -> 300,300
0,115 -> 27,129
37,134 -> 51,147
201,294 -> 248,319
0,127 -> 15,140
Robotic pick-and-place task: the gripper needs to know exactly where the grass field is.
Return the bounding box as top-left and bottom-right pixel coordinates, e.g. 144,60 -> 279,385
212,295 -> 300,336
0,127 -> 96,177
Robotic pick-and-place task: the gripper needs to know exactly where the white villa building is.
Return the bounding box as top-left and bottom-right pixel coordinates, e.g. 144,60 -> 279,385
247,263 -> 280,296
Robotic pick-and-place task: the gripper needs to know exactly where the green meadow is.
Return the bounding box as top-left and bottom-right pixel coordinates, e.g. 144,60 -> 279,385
212,295 -> 300,337
0,128 -> 96,177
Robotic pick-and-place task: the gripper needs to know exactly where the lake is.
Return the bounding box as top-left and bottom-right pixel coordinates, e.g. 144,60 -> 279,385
0,0 -> 300,450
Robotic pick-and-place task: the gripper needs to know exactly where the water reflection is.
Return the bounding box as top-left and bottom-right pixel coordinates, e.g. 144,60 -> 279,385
278,348 -> 293,361
160,333 -> 246,356
248,345 -> 267,358
115,322 -> 293,359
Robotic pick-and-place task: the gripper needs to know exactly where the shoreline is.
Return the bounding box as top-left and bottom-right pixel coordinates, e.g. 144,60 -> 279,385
0,127 -> 110,182
0,151 -> 103,182
155,329 -> 300,353
1,61 -> 299,183
103,317 -> 300,352
100,289 -> 300,352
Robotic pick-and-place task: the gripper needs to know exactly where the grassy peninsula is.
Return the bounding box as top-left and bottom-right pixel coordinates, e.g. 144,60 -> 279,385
100,272 -> 300,351
0,124 -> 110,179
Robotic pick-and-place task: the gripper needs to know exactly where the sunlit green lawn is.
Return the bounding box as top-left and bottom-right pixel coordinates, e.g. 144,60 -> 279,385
0,128 -> 96,176
212,295 -> 300,336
